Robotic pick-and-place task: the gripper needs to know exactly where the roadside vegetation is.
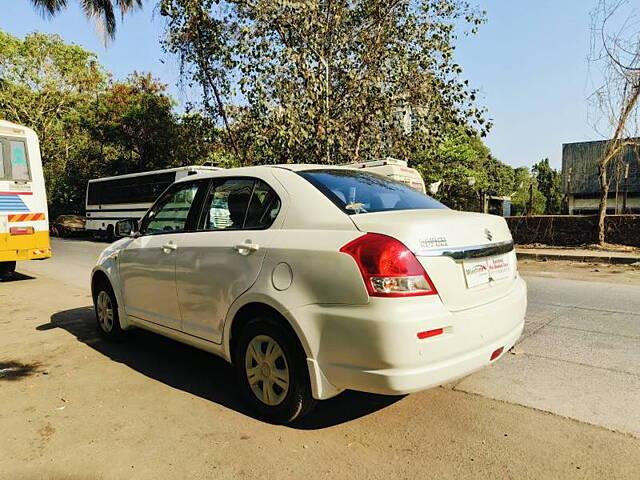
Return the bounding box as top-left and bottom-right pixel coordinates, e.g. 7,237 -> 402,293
2,2 -> 564,217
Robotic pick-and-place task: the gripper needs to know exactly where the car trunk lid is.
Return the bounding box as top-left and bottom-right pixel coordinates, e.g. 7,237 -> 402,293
348,209 -> 517,311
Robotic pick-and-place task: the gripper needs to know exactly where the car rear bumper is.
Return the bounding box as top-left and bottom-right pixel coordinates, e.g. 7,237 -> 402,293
294,276 -> 527,399
321,316 -> 523,395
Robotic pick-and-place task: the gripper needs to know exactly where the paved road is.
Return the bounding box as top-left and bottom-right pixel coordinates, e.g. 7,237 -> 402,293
2,237 -> 639,479
18,239 -> 640,436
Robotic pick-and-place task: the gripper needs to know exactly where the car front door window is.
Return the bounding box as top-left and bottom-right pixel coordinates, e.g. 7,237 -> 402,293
142,182 -> 200,235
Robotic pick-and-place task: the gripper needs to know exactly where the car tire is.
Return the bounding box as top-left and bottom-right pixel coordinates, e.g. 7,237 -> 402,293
0,261 -> 16,280
93,280 -> 124,340
233,314 -> 316,424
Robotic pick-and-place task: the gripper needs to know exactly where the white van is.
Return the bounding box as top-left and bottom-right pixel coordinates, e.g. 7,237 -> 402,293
342,158 -> 426,193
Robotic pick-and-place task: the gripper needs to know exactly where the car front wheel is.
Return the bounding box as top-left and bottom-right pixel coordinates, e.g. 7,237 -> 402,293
93,281 -> 124,340
234,315 -> 316,424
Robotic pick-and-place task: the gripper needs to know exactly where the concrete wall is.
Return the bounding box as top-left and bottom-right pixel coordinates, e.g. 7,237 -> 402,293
505,215 -> 640,247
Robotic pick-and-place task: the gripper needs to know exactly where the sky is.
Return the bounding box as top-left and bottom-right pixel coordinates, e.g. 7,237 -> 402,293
1,0 -> 616,170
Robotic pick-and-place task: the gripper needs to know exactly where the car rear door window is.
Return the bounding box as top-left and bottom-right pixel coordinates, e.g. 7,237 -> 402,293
245,180 -> 282,228
199,178 -> 281,231
201,179 -> 255,230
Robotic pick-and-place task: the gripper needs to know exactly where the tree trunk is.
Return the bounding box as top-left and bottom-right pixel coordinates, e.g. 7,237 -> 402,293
597,162 -> 609,246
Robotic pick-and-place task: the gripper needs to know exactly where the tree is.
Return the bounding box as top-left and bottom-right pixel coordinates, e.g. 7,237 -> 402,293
0,30 -> 107,214
589,0 -> 640,245
510,167 -> 546,216
415,129 -> 489,210
532,158 -> 562,214
0,30 -> 106,145
0,30 -> 219,216
161,0 -> 490,165
30,0 -> 143,41
87,73 -> 181,175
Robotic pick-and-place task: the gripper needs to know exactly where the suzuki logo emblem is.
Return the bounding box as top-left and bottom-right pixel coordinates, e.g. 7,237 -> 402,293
484,228 -> 493,241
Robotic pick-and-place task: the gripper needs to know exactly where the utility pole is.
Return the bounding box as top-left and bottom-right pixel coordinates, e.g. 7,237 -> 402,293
566,167 -> 573,215
527,182 -> 534,216
623,162 -> 629,213
615,161 -> 620,214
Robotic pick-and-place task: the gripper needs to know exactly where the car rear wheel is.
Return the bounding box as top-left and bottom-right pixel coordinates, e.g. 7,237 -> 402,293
93,281 -> 124,340
0,261 -> 16,280
234,315 -> 316,424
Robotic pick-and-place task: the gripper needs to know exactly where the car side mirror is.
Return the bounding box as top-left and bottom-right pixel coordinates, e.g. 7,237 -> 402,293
115,219 -> 139,238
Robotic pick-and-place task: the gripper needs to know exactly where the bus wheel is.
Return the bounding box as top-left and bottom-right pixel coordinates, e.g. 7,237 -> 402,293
0,261 -> 16,280
106,225 -> 115,243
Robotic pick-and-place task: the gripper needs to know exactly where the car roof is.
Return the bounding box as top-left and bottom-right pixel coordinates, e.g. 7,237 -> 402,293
174,164 -> 355,182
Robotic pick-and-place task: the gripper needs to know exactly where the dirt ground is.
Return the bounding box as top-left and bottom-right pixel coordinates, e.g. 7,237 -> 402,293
518,258 -> 640,285
1,263 -> 640,479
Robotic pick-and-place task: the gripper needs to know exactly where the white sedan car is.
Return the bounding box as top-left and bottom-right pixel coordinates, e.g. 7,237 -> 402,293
91,165 -> 527,423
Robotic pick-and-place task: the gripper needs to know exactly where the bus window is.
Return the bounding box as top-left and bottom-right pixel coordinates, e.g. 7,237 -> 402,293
9,140 -> 30,181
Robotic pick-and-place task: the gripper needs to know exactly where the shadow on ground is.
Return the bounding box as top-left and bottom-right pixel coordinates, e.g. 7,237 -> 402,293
0,360 -> 40,380
40,307 -> 403,429
0,272 -> 35,283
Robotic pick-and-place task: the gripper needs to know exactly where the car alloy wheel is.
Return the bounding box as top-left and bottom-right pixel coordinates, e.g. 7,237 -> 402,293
96,290 -> 114,333
244,335 -> 290,406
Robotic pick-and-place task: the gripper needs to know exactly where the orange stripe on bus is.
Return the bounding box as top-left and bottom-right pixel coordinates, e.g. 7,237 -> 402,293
8,213 -> 45,222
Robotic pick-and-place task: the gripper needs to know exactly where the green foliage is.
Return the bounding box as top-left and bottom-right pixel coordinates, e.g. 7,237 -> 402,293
410,130 -> 515,211
0,30 -> 218,216
85,72 -> 180,175
161,0 -> 491,165
532,158 -> 563,214
511,167 -> 546,216
0,25 -> 536,217
0,30 -> 106,143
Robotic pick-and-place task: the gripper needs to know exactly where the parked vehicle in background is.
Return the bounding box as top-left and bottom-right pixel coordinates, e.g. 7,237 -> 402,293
85,166 -> 220,241
342,158 -> 426,193
51,214 -> 86,238
0,120 -> 51,279
91,165 -> 526,424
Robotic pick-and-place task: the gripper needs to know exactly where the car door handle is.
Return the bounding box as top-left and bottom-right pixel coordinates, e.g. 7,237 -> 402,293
234,243 -> 259,256
161,242 -> 178,253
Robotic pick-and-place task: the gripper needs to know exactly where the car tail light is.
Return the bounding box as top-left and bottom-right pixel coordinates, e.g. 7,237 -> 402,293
10,226 -> 34,235
340,233 -> 438,297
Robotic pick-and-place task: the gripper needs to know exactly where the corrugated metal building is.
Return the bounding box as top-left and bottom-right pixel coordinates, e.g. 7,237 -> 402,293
562,140 -> 640,214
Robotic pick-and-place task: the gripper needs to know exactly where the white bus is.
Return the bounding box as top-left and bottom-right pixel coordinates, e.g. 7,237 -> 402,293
85,166 -> 220,240
0,120 -> 51,278
342,158 -> 426,193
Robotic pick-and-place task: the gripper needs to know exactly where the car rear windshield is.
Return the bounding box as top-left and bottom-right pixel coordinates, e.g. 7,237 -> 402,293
299,169 -> 447,214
